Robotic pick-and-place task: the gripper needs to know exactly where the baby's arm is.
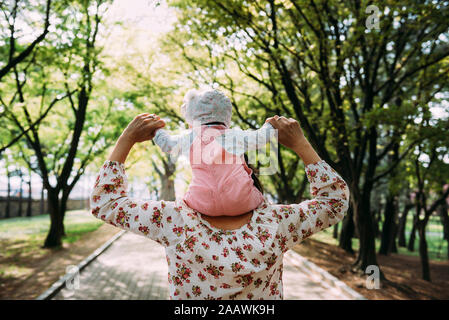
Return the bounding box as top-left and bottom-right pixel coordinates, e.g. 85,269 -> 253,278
219,122 -> 277,155
242,122 -> 276,151
153,128 -> 183,155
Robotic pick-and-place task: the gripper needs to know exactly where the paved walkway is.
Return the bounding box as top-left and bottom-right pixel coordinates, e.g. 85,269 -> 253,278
52,232 -> 348,300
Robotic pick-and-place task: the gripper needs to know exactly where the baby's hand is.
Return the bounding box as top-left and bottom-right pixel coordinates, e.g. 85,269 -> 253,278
150,115 -> 166,136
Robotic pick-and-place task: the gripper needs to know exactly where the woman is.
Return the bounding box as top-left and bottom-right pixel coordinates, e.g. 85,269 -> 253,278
90,113 -> 349,300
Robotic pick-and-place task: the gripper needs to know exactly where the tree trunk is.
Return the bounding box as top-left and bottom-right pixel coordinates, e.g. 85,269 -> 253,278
408,212 -> 418,252
339,204 -> 354,253
153,156 -> 176,201
390,197 -> 400,253
353,196 -> 383,277
398,204 -> 412,247
372,210 -> 379,238
27,169 -> 32,217
160,175 -> 175,201
60,191 -> 69,237
6,169 -> 11,218
379,193 -> 398,255
40,181 -> 45,215
376,209 -> 383,238
44,193 -> 63,248
417,220 -> 431,281
438,202 -> 449,259
333,222 -> 339,239
42,185 -> 72,247
389,222 -> 398,253
18,171 -> 23,217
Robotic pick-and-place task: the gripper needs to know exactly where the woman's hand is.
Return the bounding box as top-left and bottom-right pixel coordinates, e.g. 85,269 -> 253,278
108,113 -> 165,164
266,115 -> 305,150
122,113 -> 166,143
266,115 -> 321,166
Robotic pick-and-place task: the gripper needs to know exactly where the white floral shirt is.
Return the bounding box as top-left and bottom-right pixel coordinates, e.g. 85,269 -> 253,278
90,160 -> 349,300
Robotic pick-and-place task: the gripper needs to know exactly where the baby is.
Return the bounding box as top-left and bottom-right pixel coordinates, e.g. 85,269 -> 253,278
153,88 -> 275,216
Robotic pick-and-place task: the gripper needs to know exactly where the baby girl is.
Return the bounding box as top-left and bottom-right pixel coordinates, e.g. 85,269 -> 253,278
153,88 -> 276,216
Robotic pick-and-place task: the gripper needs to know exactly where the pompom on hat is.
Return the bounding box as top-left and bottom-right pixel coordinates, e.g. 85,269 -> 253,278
181,88 -> 232,127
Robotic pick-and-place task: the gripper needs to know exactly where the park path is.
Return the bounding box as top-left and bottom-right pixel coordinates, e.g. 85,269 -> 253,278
52,232 -> 348,300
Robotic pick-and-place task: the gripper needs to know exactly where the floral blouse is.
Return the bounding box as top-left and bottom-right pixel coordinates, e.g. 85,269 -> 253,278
90,160 -> 349,300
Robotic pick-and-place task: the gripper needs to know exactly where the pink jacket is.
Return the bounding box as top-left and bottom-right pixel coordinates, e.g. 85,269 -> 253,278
153,123 -> 275,216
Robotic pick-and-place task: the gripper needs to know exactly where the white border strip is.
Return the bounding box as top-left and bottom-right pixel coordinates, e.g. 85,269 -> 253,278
35,230 -> 126,300
284,250 -> 367,300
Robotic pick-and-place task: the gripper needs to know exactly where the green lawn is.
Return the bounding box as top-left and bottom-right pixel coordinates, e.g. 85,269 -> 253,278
0,210 -> 103,260
0,210 -> 105,295
314,222 -> 448,262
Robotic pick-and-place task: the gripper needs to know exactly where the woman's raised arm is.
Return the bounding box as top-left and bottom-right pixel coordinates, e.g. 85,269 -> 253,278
266,116 -> 349,251
90,114 -> 183,247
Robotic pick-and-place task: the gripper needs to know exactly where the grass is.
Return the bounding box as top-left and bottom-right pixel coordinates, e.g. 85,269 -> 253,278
315,221 -> 448,262
0,210 -> 103,279
403,214 -> 443,234
0,210 -> 101,237
0,210 -> 102,241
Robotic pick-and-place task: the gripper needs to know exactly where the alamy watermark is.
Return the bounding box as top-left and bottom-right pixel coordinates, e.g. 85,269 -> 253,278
366,5 -> 380,30
65,265 -> 80,291
365,265 -> 380,289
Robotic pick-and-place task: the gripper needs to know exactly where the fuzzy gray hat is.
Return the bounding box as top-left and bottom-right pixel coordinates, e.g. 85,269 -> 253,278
181,88 -> 232,127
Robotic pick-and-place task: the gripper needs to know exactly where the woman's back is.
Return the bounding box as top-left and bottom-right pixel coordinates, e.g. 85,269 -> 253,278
167,201 -> 283,299
91,159 -> 349,299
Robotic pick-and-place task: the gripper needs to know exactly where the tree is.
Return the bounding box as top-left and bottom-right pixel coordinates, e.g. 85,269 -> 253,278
408,117 -> 449,280
2,0 -> 120,247
2,153 -> 13,218
339,205 -> 355,253
438,196 -> 449,259
379,144 -> 401,255
0,0 -> 52,81
152,152 -> 177,201
0,0 -> 55,153
397,189 -> 414,247
26,166 -> 32,217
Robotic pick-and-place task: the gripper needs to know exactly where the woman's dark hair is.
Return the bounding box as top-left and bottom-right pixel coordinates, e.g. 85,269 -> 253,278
244,154 -> 263,194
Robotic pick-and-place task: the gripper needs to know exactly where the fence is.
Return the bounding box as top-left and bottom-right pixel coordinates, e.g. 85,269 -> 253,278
0,197 -> 89,219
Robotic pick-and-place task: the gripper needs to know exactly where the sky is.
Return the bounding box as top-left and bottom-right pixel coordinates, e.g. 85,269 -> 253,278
101,0 -> 176,56
106,0 -> 174,33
